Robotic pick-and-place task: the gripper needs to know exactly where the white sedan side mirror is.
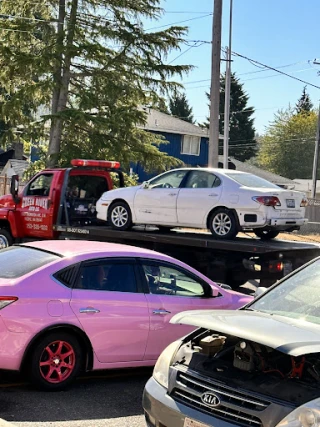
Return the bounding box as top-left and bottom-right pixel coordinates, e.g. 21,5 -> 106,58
142,181 -> 150,189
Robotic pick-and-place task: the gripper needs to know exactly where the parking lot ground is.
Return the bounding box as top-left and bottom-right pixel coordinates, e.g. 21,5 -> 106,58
0,368 -> 152,427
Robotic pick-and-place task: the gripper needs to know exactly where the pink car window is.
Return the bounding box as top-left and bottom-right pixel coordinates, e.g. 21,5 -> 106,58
142,263 -> 205,297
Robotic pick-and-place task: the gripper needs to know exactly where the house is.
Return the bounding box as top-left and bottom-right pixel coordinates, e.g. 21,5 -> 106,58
133,108 -> 296,188
133,108 -> 223,181
0,142 -> 29,179
293,179 -> 320,198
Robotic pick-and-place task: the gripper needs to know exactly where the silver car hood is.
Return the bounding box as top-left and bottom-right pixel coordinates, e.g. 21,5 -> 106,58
170,310 -> 320,357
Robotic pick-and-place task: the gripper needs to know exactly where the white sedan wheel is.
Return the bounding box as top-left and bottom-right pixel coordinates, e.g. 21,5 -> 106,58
212,213 -> 232,236
209,209 -> 238,240
109,202 -> 132,231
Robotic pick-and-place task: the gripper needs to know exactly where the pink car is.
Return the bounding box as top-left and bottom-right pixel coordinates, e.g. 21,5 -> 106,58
0,240 -> 252,390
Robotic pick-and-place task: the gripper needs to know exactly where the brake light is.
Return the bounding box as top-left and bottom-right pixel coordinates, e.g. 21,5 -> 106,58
0,296 -> 18,310
269,261 -> 283,273
252,196 -> 281,207
300,198 -> 308,207
71,159 -> 120,169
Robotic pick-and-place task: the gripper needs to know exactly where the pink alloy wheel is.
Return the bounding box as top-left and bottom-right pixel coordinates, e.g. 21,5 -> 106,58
39,340 -> 76,384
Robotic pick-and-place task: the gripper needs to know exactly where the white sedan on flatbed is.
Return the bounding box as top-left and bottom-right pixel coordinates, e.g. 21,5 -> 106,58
96,168 -> 308,240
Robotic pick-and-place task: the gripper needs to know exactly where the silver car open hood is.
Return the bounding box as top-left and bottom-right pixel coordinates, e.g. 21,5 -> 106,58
170,310 -> 320,357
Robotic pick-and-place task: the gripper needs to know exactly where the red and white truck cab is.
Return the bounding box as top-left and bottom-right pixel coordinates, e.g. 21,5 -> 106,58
0,159 -> 123,246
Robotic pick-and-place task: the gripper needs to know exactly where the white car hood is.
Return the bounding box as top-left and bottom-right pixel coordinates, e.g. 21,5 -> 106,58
101,185 -> 140,199
170,309 -> 320,357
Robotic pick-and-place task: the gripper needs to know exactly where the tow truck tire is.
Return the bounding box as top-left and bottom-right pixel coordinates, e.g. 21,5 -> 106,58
0,229 -> 13,248
254,229 -> 280,240
108,201 -> 132,231
209,208 -> 238,240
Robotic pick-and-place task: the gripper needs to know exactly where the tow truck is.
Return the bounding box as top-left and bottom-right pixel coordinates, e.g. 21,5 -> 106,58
1,158 -> 319,288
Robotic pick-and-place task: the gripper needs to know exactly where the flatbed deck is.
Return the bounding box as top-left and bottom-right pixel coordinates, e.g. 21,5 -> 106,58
54,224 -> 320,254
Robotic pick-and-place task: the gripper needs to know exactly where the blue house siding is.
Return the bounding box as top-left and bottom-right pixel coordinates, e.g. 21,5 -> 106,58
131,131 -> 209,182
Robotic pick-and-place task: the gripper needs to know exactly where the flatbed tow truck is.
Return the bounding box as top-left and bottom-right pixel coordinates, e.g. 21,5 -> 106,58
54,223 -> 320,288
2,158 -> 319,288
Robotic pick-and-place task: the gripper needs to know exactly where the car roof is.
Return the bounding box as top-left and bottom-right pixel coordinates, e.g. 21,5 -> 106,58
22,240 -> 169,259
170,167 -> 247,176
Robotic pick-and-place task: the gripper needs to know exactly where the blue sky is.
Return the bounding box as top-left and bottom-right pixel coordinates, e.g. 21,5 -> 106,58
147,0 -> 320,133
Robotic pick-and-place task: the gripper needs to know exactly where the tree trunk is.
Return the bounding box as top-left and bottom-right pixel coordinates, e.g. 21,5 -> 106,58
47,0 -> 78,167
48,0 -> 66,164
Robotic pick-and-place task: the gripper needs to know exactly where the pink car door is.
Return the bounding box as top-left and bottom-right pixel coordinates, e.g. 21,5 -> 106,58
140,260 -> 229,360
69,258 -> 150,363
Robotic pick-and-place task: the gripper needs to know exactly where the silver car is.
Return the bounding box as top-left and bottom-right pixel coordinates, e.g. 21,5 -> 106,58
143,257 -> 320,427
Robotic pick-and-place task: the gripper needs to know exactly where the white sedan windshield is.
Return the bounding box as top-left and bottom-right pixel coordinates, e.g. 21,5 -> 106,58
250,260 -> 320,324
226,173 -> 280,189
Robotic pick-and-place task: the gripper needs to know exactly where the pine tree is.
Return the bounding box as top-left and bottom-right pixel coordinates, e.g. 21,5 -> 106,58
296,86 -> 313,114
169,90 -> 194,123
204,73 -> 257,162
0,0 -> 191,170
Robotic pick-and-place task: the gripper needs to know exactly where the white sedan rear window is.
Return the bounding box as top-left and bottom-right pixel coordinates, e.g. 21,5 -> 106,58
226,173 -> 280,189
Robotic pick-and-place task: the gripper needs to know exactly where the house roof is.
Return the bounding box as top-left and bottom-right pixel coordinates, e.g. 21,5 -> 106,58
222,156 -> 296,187
142,108 -> 222,138
2,159 -> 29,178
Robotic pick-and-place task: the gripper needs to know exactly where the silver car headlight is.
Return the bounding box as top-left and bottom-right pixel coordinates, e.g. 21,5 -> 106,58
276,398 -> 320,426
153,340 -> 181,389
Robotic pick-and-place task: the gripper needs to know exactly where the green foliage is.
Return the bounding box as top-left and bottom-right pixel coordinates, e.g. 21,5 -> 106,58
169,90 -> 194,123
204,73 -> 257,162
257,108 -> 318,179
0,0 -> 191,171
296,86 -> 313,114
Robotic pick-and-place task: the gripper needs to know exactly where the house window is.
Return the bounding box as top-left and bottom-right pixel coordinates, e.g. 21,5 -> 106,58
181,135 -> 200,156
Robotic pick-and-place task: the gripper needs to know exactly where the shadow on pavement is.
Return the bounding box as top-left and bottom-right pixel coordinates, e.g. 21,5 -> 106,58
0,368 -> 152,424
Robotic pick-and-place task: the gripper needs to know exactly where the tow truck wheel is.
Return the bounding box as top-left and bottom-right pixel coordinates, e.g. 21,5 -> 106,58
254,229 -> 280,240
108,201 -> 132,231
0,229 -> 13,248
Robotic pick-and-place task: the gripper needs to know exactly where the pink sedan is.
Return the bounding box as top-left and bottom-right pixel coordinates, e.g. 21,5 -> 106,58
0,240 -> 252,390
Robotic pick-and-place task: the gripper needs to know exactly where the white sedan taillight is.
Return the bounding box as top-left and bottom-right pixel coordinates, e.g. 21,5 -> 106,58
0,297 -> 18,310
252,196 -> 281,207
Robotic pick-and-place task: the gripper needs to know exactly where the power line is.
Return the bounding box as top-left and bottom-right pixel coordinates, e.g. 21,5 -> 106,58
164,11 -> 212,14
168,42 -> 206,64
146,13 -> 212,31
232,50 -> 320,90
184,67 -> 315,90
183,60 -> 309,85
0,14 -> 54,23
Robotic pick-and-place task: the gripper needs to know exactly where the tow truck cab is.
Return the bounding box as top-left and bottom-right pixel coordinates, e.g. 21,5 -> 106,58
0,159 -> 123,246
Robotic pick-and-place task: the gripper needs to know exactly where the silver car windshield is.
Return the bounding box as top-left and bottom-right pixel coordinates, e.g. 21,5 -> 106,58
225,173 -> 280,189
249,259 -> 320,324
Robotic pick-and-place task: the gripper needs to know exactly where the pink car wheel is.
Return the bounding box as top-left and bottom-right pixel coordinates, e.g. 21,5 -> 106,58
30,332 -> 83,390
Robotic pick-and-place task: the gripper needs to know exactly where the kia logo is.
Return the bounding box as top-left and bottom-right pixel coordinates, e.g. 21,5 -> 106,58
201,392 -> 221,408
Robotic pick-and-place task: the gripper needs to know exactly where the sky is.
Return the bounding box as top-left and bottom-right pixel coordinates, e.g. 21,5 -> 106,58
146,0 -> 320,134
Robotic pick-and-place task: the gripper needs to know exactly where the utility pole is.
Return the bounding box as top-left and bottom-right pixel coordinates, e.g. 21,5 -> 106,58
208,0 -> 223,168
312,104 -> 320,199
223,0 -> 233,169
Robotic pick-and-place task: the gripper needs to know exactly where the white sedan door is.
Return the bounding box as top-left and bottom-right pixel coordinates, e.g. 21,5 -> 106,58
134,170 -> 189,225
177,171 -> 223,226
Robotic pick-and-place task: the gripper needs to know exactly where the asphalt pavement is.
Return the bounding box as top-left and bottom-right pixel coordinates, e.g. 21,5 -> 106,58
0,369 -> 153,427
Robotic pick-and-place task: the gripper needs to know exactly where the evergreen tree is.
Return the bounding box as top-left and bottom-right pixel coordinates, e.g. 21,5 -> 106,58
0,0 -> 191,170
204,73 -> 257,162
296,86 -> 313,114
169,90 -> 194,123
